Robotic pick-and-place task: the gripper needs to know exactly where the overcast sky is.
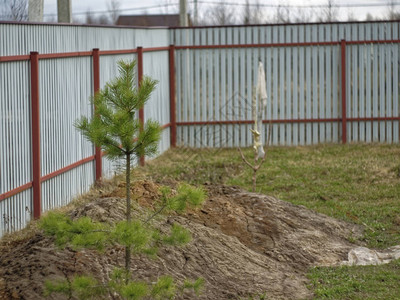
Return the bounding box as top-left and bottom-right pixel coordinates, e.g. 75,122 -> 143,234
39,0 -> 392,22
1,0 -> 395,23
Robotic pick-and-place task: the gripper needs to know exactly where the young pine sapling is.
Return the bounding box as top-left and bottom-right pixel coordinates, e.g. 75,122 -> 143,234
39,60 -> 207,299
75,60 -> 160,271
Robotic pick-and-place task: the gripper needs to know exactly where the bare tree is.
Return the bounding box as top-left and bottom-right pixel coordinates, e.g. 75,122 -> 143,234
318,0 -> 338,22
274,4 -> 291,23
346,9 -> 357,21
242,0 -> 264,25
201,1 -> 236,25
365,12 -> 375,21
292,7 -> 315,23
386,0 -> 400,20
84,9 -> 111,25
1,0 -> 28,21
84,9 -> 95,24
97,14 -> 109,24
107,0 -> 120,25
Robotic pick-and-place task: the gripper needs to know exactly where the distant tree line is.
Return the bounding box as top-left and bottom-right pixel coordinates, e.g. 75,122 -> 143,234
194,0 -> 400,26
0,0 -> 400,25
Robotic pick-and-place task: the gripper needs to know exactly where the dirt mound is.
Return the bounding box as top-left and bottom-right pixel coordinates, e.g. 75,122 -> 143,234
0,182 -> 363,299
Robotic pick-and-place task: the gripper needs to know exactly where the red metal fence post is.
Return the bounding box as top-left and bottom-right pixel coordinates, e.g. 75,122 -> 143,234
30,51 -> 41,219
137,46 -> 145,166
92,48 -> 102,181
169,45 -> 177,147
341,39 -> 347,144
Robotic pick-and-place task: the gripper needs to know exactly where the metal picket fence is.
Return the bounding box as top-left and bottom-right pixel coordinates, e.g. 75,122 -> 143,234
171,22 -> 400,147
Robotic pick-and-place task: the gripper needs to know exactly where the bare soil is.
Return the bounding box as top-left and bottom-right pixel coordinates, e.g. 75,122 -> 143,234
0,181 -> 363,299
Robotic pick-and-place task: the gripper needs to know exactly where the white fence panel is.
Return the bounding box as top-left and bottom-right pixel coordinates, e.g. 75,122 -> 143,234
171,22 -> 400,147
143,50 -> 171,156
0,60 -> 32,235
0,24 -> 169,56
0,190 -> 32,235
0,23 -> 171,236
39,56 -> 94,212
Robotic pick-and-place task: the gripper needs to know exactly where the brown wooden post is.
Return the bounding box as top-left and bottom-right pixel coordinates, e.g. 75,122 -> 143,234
341,39 -> 347,144
30,51 -> 41,219
137,46 -> 145,166
92,48 -> 102,180
169,45 -> 177,147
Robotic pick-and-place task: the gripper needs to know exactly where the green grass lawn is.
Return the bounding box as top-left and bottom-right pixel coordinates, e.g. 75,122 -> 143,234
137,143 -> 400,299
308,259 -> 400,299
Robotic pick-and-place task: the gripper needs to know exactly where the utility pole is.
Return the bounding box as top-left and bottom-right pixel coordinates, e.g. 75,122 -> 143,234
179,0 -> 188,27
28,0 -> 44,22
57,0 -> 72,23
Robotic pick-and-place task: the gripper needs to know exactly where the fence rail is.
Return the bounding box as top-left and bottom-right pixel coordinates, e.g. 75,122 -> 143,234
1,21 -> 400,235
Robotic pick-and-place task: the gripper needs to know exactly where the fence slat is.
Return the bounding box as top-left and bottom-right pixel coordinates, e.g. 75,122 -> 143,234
379,24 -> 386,142
332,26 -> 339,143
298,26 -> 305,145
359,27 -> 365,142
325,26 -> 332,142
312,26 -> 318,144
264,26 -> 272,145
393,26 -> 399,143
319,27 -> 325,144
292,27 -> 299,146
247,27 -> 254,148
279,27 -> 285,145
201,29 -> 207,147
286,26 -> 292,145
227,27 -> 233,148
188,30 -> 194,147
372,25 -> 379,141
272,26 -> 279,145
305,28 -> 312,145
213,28 -> 220,147
220,29 -> 227,147
352,25 -> 359,143
365,24 -> 372,143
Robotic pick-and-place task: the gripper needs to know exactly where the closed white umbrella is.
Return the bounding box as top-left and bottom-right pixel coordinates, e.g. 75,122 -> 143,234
251,61 -> 267,160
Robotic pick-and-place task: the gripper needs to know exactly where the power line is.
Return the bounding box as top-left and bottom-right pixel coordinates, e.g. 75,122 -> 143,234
196,0 -> 400,9
42,2 -> 180,17
61,0 -> 398,18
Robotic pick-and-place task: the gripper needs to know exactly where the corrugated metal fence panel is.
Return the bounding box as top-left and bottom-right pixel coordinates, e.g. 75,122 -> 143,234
172,22 -> 400,146
0,23 -> 171,236
171,22 -> 400,50
41,163 -> 94,212
0,61 -> 32,234
39,57 -> 95,212
175,43 -> 341,146
0,24 -> 169,56
345,27 -> 400,143
143,50 -> 171,156
0,190 -> 32,235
